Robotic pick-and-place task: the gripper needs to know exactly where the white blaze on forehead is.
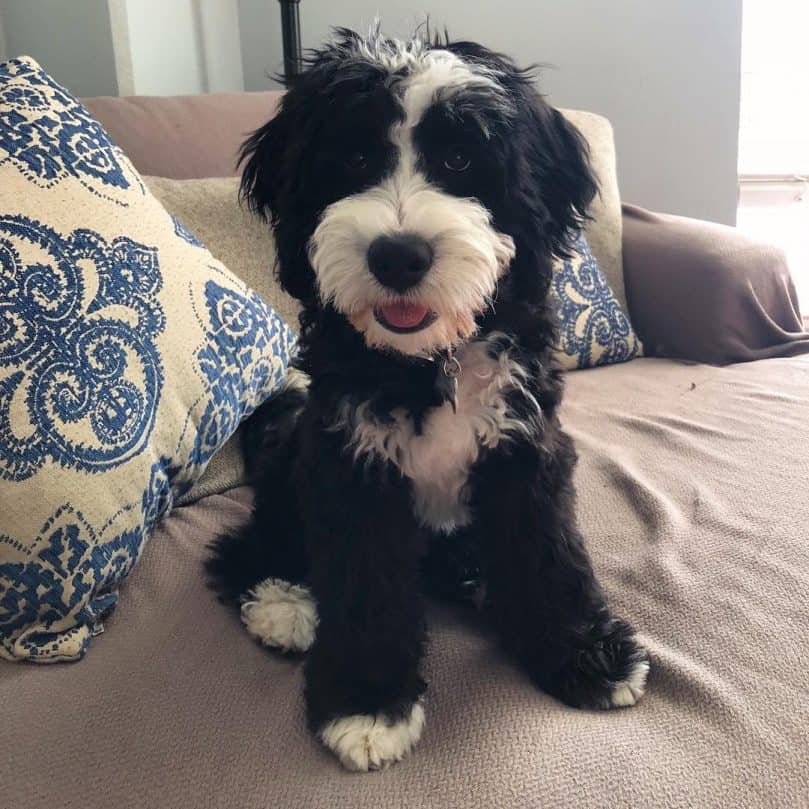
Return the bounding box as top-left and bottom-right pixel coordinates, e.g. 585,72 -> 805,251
398,49 -> 501,125
351,31 -> 430,72
390,49 -> 505,173
350,33 -> 504,91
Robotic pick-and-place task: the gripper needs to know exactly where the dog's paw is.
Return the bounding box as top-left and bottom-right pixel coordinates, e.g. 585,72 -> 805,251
607,657 -> 650,708
240,577 -> 318,653
319,703 -> 425,772
546,618 -> 650,710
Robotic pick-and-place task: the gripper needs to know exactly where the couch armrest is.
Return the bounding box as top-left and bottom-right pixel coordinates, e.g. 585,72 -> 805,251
622,203 -> 809,364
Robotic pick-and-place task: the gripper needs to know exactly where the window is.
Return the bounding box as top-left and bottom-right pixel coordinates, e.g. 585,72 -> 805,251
737,0 -> 809,311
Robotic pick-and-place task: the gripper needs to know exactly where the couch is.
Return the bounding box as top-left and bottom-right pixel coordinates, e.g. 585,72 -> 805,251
3,91 -> 808,809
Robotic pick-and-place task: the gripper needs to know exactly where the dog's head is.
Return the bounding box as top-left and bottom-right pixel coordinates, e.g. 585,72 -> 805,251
241,28 -> 596,356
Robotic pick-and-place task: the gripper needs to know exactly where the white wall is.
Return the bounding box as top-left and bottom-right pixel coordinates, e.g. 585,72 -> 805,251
123,0 -> 207,95
237,0 -> 743,225
197,0 -> 244,93
0,0 -> 119,96
107,0 -> 134,95
238,0 -> 281,90
120,0 -> 244,95
0,8 -> 7,60
1,0 -> 244,97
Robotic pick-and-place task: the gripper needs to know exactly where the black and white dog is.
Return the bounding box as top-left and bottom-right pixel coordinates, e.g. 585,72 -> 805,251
207,28 -> 649,771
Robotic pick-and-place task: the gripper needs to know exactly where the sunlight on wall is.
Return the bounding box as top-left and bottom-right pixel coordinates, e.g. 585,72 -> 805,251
737,0 -> 809,313
737,185 -> 809,310
738,0 -> 809,174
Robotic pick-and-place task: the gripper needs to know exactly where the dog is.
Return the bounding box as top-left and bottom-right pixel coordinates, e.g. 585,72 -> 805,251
207,27 -> 649,772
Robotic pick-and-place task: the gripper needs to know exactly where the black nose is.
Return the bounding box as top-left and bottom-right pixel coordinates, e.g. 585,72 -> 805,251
367,234 -> 433,292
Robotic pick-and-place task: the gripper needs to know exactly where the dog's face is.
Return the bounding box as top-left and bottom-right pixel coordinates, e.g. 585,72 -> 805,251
242,30 -> 596,356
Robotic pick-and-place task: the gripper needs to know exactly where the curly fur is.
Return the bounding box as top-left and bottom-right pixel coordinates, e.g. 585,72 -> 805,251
207,27 -> 648,772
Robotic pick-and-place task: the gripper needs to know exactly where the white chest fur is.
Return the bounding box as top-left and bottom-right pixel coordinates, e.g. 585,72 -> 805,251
337,338 -> 541,534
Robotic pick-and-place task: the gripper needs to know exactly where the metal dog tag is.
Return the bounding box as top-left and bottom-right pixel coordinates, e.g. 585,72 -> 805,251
442,352 -> 461,414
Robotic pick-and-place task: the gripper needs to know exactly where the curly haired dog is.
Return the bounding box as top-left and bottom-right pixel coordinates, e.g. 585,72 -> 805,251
207,28 -> 649,772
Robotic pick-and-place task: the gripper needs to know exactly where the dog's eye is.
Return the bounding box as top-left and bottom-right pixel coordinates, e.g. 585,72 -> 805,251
443,146 -> 471,172
345,151 -> 368,171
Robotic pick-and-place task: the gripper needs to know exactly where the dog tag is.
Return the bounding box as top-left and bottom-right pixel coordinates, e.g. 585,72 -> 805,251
442,353 -> 461,414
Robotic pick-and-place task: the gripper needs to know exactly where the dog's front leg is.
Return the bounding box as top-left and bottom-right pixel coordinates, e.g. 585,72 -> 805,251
302,454 -> 427,771
475,430 -> 649,710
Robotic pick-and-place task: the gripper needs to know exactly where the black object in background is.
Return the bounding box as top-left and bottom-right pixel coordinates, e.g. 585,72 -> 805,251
279,0 -> 302,80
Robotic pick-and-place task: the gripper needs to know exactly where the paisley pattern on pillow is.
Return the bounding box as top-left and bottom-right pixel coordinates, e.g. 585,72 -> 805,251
189,278 -> 286,466
552,233 -> 641,369
0,57 -> 142,203
0,274 -> 294,661
0,56 -> 296,662
0,215 -> 165,481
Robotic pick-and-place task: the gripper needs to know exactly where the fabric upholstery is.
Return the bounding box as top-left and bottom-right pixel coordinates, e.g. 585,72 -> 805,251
144,176 -> 300,328
3,355 -> 807,807
82,92 -> 281,180
85,92 -> 626,310
0,58 -> 295,661
622,203 -> 809,364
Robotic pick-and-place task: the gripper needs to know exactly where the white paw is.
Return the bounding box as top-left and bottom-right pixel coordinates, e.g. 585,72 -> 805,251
609,658 -> 650,707
319,702 -> 425,772
240,577 -> 318,653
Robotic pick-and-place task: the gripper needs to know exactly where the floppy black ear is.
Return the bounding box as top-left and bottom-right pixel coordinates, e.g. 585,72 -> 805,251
526,103 -> 598,256
238,106 -> 289,224
238,103 -> 319,304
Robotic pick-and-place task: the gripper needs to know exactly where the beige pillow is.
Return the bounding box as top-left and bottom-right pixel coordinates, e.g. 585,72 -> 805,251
0,57 -> 295,661
145,177 -> 300,329
559,108 -> 625,312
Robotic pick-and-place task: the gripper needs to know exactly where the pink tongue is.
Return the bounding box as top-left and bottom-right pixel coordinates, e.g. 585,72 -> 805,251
379,301 -> 429,329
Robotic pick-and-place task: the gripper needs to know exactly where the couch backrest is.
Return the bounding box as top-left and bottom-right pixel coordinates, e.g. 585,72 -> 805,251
84,91 -> 281,179
85,91 -> 626,309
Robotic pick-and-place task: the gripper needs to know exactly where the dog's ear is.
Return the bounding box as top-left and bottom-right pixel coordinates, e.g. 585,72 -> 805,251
238,106 -> 289,224
525,102 -> 598,256
239,103 -> 319,304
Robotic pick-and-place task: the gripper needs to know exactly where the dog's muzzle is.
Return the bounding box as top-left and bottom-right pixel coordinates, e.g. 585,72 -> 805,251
367,233 -> 438,334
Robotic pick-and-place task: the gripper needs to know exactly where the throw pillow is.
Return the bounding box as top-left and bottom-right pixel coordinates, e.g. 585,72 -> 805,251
0,56 -> 295,662
552,233 -> 642,369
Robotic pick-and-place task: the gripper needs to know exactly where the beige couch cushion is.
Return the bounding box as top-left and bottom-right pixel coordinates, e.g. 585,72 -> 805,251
4,355 -> 808,806
622,203 -> 809,363
144,177 -> 300,327
83,92 -> 281,180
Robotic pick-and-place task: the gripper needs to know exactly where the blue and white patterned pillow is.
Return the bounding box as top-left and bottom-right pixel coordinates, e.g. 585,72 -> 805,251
0,57 -> 296,662
552,233 -> 642,369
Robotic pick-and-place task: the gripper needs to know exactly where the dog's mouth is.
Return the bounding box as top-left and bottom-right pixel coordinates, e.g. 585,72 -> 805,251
373,302 -> 437,334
